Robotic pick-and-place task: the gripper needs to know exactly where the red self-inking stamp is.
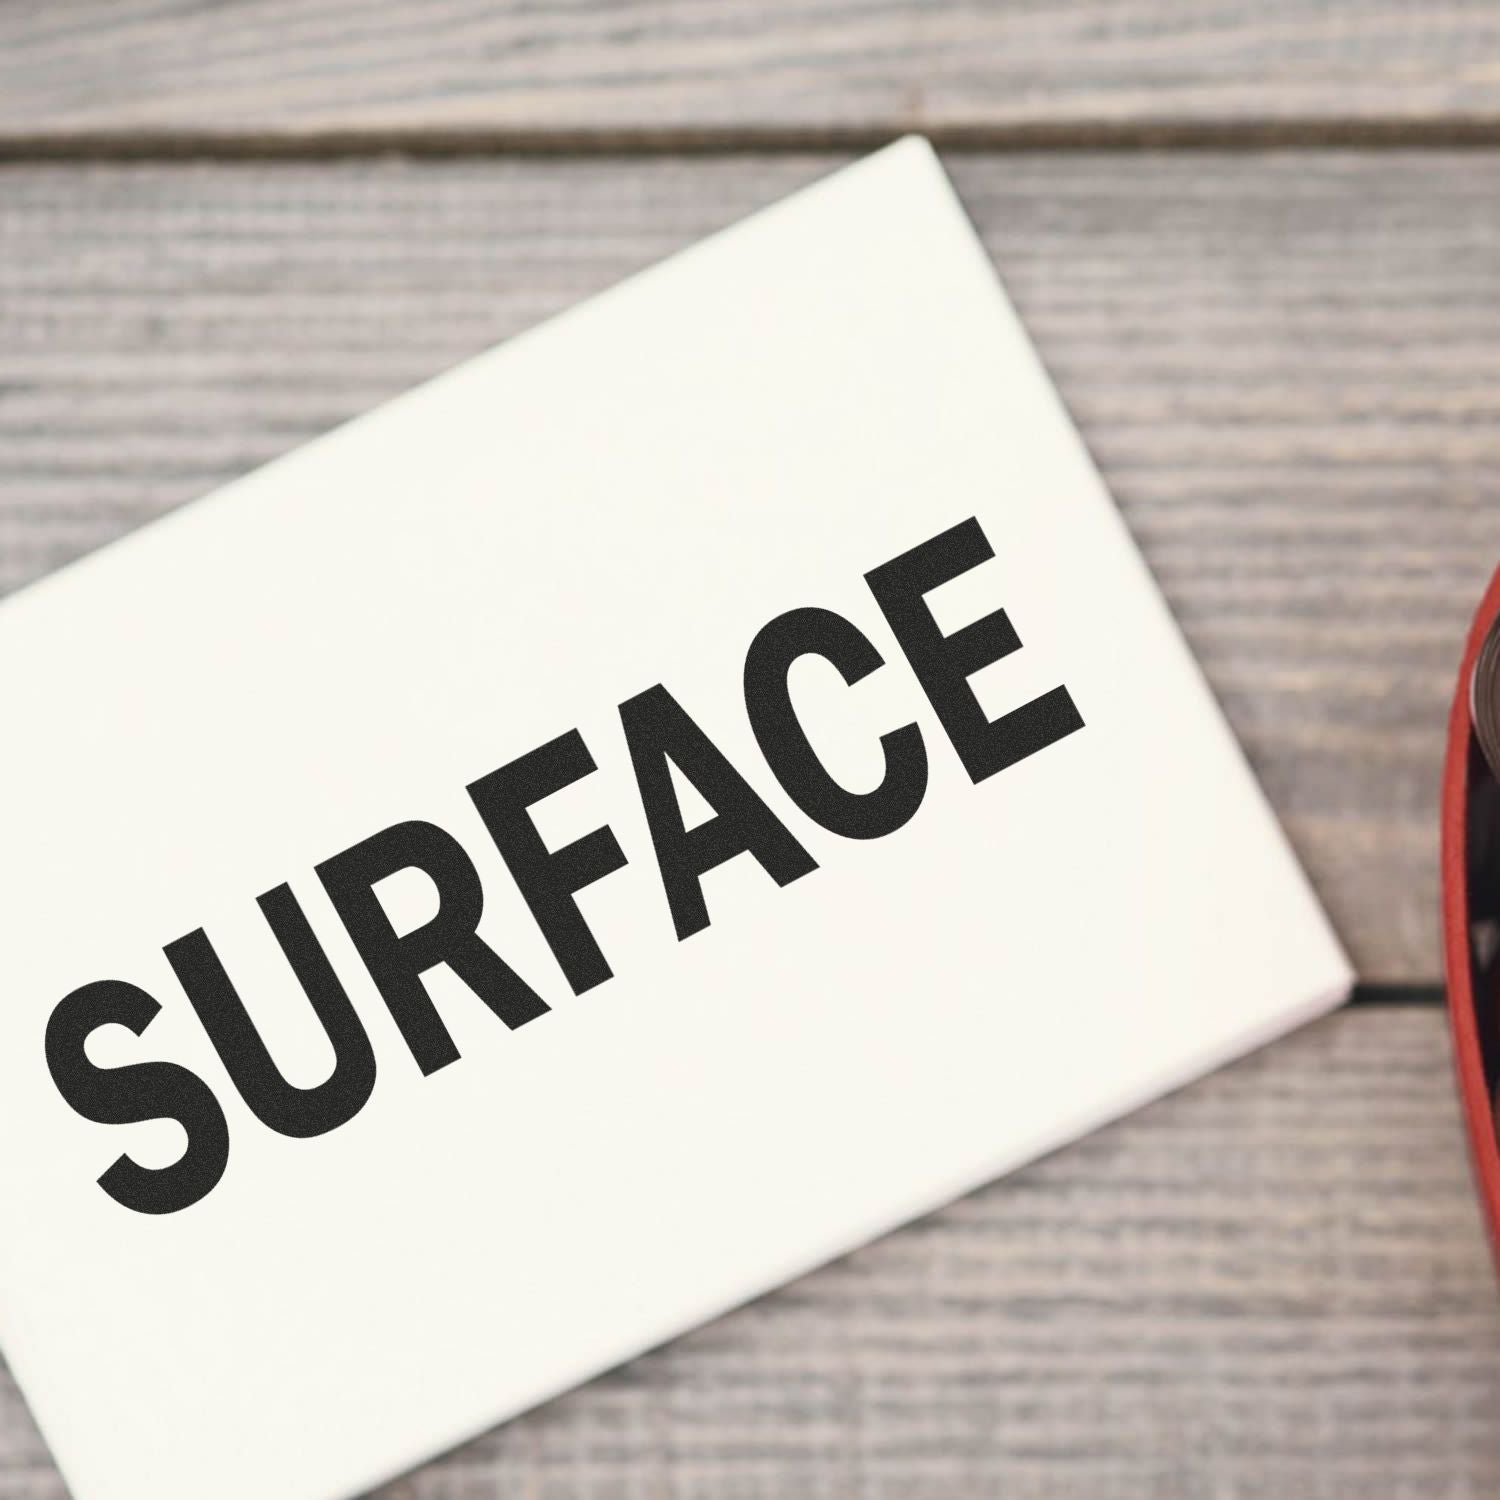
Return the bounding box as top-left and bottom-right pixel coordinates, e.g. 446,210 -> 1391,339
1442,564 -> 1500,1265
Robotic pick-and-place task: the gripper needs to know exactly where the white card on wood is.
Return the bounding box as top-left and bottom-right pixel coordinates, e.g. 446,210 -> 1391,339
0,138 -> 1351,1500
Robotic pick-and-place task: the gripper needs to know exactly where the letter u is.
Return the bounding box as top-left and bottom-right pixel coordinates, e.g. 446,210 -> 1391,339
164,884 -> 376,1139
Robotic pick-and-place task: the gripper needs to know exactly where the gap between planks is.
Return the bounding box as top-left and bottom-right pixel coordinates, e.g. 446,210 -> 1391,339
1351,983 -> 1443,1006
5,115 -> 1500,163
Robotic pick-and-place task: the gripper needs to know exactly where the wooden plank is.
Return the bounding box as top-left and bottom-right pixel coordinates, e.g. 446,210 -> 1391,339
0,2 -> 1499,147
2,151 -> 1493,978
0,1006 -> 1494,1498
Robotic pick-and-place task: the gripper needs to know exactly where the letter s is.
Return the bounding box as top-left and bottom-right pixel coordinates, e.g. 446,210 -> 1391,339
45,980 -> 230,1215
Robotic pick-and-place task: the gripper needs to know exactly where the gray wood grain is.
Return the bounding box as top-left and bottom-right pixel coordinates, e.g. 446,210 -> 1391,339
1,151 -> 1494,979
0,1005 -> 1492,1499
0,2 -> 1498,147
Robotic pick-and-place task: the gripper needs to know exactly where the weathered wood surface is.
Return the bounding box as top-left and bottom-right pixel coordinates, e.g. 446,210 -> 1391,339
0,1005 -> 1487,1499
2,7 -> 1496,1485
1,2 -> 1499,148
1,151 -> 1494,979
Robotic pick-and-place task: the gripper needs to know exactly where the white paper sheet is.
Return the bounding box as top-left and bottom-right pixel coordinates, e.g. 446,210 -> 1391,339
0,137 -> 1351,1500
